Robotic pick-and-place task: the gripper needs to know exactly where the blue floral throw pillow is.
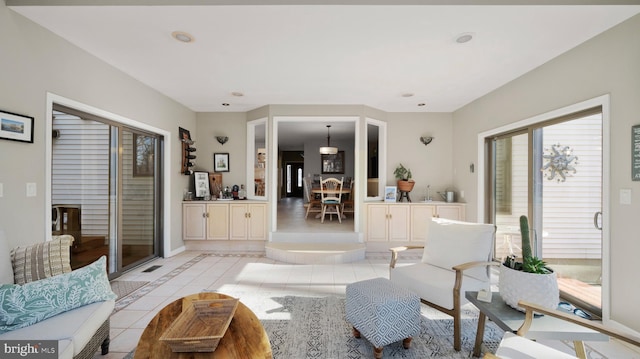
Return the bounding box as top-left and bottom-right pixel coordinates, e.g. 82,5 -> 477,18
0,256 -> 116,334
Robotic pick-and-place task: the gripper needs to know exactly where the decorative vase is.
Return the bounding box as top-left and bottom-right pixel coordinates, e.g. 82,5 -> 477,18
397,180 -> 415,192
499,264 -> 559,312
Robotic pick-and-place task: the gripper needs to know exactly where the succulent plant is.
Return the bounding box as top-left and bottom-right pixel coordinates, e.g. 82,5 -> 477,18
503,215 -> 552,274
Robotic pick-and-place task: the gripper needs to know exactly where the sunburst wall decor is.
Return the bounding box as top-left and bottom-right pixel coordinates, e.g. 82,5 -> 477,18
541,143 -> 578,182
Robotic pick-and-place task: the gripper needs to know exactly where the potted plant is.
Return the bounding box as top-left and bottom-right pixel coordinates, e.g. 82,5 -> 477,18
394,163 -> 415,192
499,215 -> 559,312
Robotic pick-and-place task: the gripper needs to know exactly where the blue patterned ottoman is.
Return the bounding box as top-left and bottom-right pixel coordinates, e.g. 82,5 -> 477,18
345,277 -> 421,358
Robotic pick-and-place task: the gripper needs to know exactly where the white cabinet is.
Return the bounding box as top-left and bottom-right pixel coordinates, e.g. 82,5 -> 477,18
183,202 -> 266,241
410,203 -> 466,241
229,203 -> 267,241
366,204 -> 410,242
367,202 -> 466,242
183,203 -> 207,240
435,204 -> 465,221
410,205 -> 436,242
183,203 -> 229,240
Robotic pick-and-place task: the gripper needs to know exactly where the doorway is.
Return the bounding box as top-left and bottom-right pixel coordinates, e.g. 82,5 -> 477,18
488,107 -> 604,315
282,151 -> 304,198
51,104 -> 162,278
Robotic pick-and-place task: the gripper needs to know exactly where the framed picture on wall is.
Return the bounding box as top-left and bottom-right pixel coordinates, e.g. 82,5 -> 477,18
0,110 -> 34,143
214,153 -> 230,172
321,151 -> 345,174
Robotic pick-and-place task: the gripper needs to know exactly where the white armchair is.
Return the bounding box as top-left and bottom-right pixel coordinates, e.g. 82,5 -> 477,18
485,300 -> 640,359
389,218 -> 497,351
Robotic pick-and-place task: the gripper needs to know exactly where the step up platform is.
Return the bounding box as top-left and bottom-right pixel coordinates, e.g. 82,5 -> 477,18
265,242 -> 366,264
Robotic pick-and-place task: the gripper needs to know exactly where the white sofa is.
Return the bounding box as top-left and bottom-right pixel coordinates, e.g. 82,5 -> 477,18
0,230 -> 115,359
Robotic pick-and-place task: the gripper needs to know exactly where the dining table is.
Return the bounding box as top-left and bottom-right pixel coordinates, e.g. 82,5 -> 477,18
310,187 -> 351,219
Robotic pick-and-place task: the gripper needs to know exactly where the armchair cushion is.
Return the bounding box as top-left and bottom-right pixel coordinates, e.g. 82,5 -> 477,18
421,218 -> 495,281
0,256 -> 116,334
11,235 -> 73,285
494,332 -> 577,359
390,262 -> 487,309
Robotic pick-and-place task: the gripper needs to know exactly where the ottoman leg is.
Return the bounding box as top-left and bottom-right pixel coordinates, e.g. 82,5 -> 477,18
374,346 -> 383,359
352,327 -> 361,338
403,337 -> 412,349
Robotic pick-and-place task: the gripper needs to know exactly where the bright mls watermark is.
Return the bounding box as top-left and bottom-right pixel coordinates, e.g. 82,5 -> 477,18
1,340 -> 57,358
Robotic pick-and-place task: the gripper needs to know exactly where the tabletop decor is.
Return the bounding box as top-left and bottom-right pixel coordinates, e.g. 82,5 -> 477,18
159,298 -> 239,353
393,163 -> 415,193
499,215 -> 558,312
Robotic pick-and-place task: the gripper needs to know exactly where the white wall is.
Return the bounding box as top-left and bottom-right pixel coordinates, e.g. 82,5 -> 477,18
0,2 -> 196,252
453,13 -> 640,331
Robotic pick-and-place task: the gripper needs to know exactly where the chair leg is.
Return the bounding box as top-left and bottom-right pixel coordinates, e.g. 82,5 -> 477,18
453,301 -> 461,351
101,336 -> 110,355
335,205 -> 342,223
321,205 -> 326,223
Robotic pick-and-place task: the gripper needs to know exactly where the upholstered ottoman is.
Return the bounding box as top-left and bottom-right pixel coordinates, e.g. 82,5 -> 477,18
345,277 -> 421,358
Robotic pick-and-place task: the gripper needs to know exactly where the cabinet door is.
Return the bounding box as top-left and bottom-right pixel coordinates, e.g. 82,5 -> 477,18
183,203 -> 206,240
367,205 -> 389,242
206,204 -> 229,240
246,203 -> 267,241
437,205 -> 465,221
411,205 -> 435,242
229,204 -> 249,240
387,205 -> 410,241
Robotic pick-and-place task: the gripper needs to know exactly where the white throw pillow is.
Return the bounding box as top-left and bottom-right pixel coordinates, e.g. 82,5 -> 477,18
421,218 -> 495,281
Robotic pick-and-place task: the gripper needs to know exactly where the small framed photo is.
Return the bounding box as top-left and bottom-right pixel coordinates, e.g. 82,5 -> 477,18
193,171 -> 210,198
214,153 -> 230,172
0,110 -> 34,143
384,186 -> 397,202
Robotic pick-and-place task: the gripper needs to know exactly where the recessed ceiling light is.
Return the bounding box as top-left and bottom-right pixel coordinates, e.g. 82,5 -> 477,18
171,31 -> 194,43
402,93 -> 414,98
231,92 -> 244,97
222,103 -> 230,106
455,32 -> 474,44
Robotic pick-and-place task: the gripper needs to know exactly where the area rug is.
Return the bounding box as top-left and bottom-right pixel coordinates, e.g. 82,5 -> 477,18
261,295 -> 503,358
110,281 -> 149,301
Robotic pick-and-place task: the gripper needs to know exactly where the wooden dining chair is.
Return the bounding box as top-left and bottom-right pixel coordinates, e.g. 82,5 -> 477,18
320,176 -> 343,223
303,177 -> 322,219
341,179 -> 355,215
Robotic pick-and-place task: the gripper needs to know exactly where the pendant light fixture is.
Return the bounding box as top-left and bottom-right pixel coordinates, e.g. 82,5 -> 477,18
319,125 -> 338,155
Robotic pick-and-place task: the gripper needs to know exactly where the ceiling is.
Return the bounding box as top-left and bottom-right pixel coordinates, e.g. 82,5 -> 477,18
9,1 -> 640,114
8,1 -> 640,147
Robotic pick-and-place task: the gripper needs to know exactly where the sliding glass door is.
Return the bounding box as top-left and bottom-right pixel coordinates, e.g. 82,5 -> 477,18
121,129 -> 160,268
52,105 -> 162,277
489,108 -> 603,314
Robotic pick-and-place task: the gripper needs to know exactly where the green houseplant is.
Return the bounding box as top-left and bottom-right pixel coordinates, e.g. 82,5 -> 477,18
394,163 -> 415,192
499,215 -> 559,311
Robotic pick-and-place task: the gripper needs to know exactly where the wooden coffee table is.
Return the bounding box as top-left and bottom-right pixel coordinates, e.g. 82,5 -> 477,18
134,292 -> 272,359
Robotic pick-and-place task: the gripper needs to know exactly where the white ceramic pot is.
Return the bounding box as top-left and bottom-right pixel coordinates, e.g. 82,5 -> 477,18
499,264 -> 559,312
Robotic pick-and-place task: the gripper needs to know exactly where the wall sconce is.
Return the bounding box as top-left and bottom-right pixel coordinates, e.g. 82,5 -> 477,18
216,136 -> 229,145
420,136 -> 433,146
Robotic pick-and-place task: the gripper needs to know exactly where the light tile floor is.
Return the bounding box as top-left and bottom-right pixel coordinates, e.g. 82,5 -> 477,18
96,251 -> 639,359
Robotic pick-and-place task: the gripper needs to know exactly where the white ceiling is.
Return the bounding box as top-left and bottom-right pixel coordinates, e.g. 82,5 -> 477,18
9,2 -> 640,116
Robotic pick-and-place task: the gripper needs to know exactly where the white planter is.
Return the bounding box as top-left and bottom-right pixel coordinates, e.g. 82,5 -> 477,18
499,264 -> 559,312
